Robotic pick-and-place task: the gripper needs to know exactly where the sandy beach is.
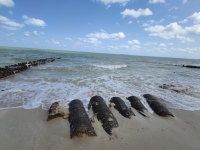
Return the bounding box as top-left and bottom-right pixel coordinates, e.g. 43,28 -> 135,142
0,105 -> 200,150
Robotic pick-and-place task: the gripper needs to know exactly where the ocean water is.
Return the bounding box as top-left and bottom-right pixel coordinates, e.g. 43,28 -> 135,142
0,47 -> 200,111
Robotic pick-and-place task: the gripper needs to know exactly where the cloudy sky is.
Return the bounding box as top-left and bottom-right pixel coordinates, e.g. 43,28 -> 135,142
0,0 -> 200,58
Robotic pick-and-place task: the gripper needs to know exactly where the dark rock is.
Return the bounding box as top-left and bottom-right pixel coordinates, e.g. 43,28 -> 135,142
47,102 -> 69,121
159,84 -> 188,93
110,97 -> 135,119
88,96 -> 118,135
68,99 -> 97,138
159,84 -> 174,89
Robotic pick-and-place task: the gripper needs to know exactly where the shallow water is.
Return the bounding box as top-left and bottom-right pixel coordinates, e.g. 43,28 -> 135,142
0,48 -> 200,111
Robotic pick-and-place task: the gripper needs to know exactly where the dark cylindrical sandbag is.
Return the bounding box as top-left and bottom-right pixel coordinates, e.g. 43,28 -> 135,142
143,94 -> 174,117
68,99 -> 97,138
110,97 -> 135,118
126,96 -> 147,112
88,96 -> 118,135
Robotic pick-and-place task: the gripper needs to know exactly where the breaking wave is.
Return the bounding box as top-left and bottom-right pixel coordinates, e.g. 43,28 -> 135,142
92,64 -> 127,69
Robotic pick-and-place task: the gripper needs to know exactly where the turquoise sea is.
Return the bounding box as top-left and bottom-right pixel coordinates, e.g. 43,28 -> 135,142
0,47 -> 200,111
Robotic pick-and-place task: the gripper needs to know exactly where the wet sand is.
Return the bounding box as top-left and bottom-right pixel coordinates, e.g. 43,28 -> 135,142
0,106 -> 200,150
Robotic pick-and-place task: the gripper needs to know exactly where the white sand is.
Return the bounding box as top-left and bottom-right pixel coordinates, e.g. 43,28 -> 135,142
0,106 -> 200,150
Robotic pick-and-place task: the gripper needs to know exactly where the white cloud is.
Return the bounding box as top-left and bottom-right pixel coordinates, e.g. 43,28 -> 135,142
120,8 -> 153,18
142,18 -> 164,27
0,15 -> 24,30
95,0 -> 130,5
169,6 -> 178,11
188,12 -> 200,24
149,0 -> 165,4
100,29 -> 106,32
165,22 -> 183,32
157,18 -> 165,23
108,45 -> 130,50
78,30 -> 125,46
150,46 -> 199,54
120,2 -> 127,6
65,37 -> 72,40
147,20 -> 156,24
0,0 -> 14,7
106,5 -> 111,9
33,31 -> 39,35
178,19 -> 188,24
144,25 -> 165,33
45,40 -> 61,45
87,31 -> 125,40
32,31 -> 45,36
24,31 -> 30,36
145,42 -> 158,46
53,41 -> 60,44
128,21 -> 132,24
171,47 -> 200,54
144,22 -> 199,42
185,24 -> 200,35
1,25 -> 17,30
168,43 -> 174,46
107,45 -> 140,51
131,45 -> 141,50
176,35 -> 195,43
49,40 -> 60,45
182,0 -> 187,4
88,38 -> 101,45
119,45 -> 130,49
22,15 -> 46,27
159,43 -> 167,47
143,23 -> 149,27
144,22 -> 185,39
127,40 -> 140,44
168,15 -> 178,19
8,10 -> 13,15
79,38 -> 102,44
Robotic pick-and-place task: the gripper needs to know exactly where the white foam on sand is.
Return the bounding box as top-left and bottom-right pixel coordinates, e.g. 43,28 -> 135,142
0,72 -> 200,112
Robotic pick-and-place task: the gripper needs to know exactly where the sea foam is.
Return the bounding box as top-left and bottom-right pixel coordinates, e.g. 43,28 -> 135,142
92,64 -> 127,69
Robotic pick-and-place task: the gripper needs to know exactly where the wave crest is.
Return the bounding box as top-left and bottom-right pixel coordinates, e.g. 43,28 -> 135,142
92,64 -> 127,69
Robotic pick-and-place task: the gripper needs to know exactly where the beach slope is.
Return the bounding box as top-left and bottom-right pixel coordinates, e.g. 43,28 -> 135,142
0,107 -> 200,150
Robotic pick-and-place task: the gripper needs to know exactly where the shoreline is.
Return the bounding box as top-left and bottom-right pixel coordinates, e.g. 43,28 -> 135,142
0,107 -> 200,150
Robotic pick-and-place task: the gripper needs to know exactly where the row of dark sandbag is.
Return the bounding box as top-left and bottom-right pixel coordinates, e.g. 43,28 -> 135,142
47,94 -> 174,138
174,64 -> 200,69
0,57 -> 61,79
182,65 -> 200,69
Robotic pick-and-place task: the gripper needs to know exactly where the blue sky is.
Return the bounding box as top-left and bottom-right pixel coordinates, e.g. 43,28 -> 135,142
0,0 -> 200,58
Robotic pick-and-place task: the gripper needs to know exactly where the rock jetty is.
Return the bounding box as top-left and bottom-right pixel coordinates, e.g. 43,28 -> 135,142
0,57 -> 61,79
